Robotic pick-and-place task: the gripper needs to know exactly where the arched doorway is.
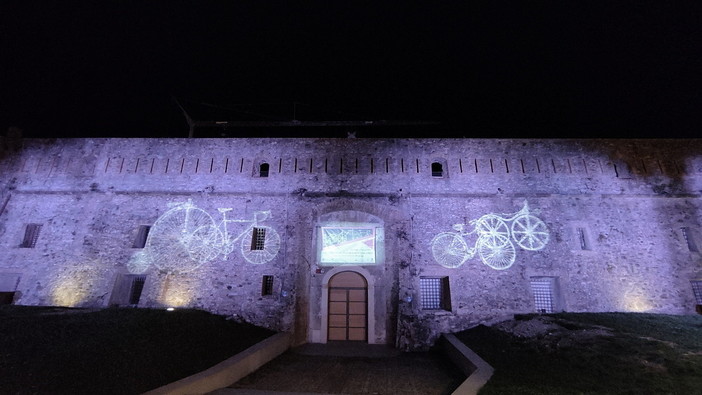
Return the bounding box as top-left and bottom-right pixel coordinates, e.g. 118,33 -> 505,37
328,271 -> 368,341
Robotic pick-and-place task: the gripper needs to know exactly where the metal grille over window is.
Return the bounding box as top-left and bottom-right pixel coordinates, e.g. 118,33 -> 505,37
691,280 -> 702,305
20,224 -> 42,248
132,225 -> 151,248
251,227 -> 266,251
682,227 -> 699,253
128,276 -> 146,306
262,275 -> 274,296
531,278 -> 555,313
420,277 -> 451,310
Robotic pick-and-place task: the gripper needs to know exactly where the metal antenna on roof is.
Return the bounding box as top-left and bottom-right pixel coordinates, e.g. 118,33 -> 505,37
173,97 -> 195,138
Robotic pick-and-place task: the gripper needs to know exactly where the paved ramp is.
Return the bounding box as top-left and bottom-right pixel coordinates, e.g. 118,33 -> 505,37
212,343 -> 464,395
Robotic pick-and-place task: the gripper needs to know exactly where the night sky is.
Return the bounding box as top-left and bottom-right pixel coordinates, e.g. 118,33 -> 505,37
1,1 -> 700,139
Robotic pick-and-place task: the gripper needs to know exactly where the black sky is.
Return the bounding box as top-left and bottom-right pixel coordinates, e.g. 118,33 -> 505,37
1,1 -> 701,138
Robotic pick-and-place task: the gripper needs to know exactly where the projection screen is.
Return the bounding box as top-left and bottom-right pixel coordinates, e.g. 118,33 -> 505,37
320,227 -> 376,265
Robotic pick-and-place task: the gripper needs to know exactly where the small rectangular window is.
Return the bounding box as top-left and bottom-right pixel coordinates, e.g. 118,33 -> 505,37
682,227 -> 699,252
577,227 -> 590,250
420,277 -> 451,311
691,280 -> 702,305
0,273 -> 21,305
262,275 -> 274,296
20,224 -> 42,248
110,274 -> 147,307
128,276 -> 146,306
530,277 -> 557,313
132,225 -> 151,248
259,163 -> 270,177
251,227 -> 266,251
431,162 -> 443,177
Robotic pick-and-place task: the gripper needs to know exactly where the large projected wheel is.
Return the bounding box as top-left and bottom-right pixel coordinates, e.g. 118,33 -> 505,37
241,225 -> 281,264
189,225 -> 225,263
474,215 -> 511,247
431,232 -> 471,268
477,235 -> 516,270
146,202 -> 218,273
511,214 -> 549,251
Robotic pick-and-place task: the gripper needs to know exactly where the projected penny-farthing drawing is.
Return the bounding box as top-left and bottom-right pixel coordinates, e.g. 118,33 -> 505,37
431,201 -> 549,270
145,200 -> 281,273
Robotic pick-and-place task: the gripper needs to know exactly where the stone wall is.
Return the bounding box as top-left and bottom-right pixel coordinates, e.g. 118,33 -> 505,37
0,138 -> 700,349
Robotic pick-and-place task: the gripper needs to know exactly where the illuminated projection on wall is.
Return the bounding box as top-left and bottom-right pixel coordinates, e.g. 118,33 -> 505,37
131,200 -> 280,274
431,201 -> 549,270
320,227 -> 376,264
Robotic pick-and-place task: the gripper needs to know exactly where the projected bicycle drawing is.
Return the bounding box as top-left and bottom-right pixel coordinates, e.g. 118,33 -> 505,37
145,199 -> 281,273
431,201 -> 549,270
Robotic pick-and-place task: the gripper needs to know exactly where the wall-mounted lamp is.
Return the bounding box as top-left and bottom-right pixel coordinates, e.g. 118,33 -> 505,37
281,290 -> 289,297
403,295 -> 413,303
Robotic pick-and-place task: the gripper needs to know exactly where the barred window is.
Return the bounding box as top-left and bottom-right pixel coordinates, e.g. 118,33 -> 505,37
530,277 -> 556,313
132,225 -> 151,248
110,274 -> 147,307
691,280 -> 702,305
577,227 -> 590,250
682,227 -> 699,253
128,276 -> 146,306
20,224 -> 42,248
251,227 -> 266,251
420,277 -> 451,311
0,273 -> 21,305
262,275 -> 274,296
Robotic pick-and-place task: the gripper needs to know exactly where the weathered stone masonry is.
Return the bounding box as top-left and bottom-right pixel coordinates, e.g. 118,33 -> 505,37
0,137 -> 701,350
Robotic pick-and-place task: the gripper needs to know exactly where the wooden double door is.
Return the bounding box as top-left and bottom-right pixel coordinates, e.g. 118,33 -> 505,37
328,271 -> 367,341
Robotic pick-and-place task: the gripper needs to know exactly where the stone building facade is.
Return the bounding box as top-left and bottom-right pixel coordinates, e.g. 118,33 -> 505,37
0,137 -> 701,350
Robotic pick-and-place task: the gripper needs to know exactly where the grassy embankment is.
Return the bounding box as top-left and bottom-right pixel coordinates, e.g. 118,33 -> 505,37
0,306 -> 274,394
456,312 -> 702,394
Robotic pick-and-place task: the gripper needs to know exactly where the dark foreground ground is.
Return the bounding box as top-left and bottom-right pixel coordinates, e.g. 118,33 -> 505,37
5,306 -> 700,395
457,313 -> 702,394
0,306 -> 274,395
223,342 -> 464,395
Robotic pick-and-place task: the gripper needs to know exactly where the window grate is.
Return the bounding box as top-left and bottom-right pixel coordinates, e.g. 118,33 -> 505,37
251,227 -> 266,251
420,277 -> 451,310
0,274 -> 21,305
691,280 -> 702,305
682,227 -> 699,252
21,224 -> 42,248
262,275 -> 274,296
128,276 -> 146,305
420,278 -> 441,309
577,227 -> 590,250
132,225 -> 151,248
531,278 -> 554,313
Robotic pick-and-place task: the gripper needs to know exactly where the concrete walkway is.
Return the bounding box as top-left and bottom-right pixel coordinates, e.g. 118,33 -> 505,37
210,342 -> 464,395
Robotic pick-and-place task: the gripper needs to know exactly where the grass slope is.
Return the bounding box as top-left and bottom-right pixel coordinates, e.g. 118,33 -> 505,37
456,313 -> 702,395
0,306 -> 275,395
